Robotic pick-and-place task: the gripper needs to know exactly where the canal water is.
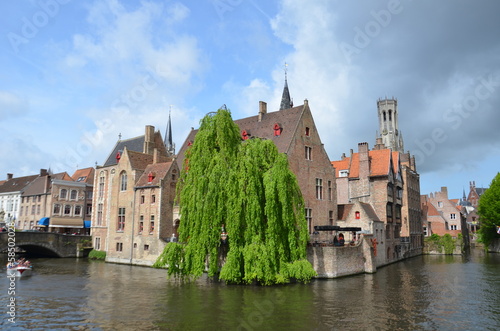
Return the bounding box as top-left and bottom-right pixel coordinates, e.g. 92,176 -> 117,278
1,250 -> 499,330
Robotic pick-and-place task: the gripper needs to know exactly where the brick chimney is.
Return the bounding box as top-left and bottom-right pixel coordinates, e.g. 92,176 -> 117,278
143,125 -> 155,155
153,148 -> 159,164
374,137 -> 385,150
258,101 -> 267,122
7,173 -> 13,180
358,142 -> 370,179
40,169 -> 48,176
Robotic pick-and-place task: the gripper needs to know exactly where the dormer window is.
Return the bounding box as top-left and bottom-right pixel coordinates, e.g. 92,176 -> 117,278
241,130 -> 250,140
148,172 -> 154,183
339,170 -> 349,177
273,123 -> 282,136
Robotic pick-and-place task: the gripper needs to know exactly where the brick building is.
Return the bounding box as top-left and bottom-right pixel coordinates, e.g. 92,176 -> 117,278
16,168 -> 94,234
332,142 -> 404,263
92,125 -> 179,265
176,91 -> 337,234
421,187 -> 466,237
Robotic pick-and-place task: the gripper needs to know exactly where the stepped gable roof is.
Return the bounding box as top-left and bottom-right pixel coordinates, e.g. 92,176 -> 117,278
71,167 -> 95,184
176,104 -> 305,168
23,172 -> 72,196
135,161 -> 174,187
126,150 -> 153,171
0,174 -> 38,194
359,202 -> 381,222
103,135 -> 145,167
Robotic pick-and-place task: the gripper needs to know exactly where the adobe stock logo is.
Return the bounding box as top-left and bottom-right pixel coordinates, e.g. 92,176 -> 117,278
212,0 -> 243,20
413,71 -> 500,167
7,0 -> 71,54
339,0 -> 413,63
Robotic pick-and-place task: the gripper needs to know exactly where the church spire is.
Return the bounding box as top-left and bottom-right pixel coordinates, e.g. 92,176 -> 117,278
164,106 -> 175,155
279,62 -> 293,110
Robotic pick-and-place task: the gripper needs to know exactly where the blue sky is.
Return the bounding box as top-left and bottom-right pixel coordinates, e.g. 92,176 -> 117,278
1,0 -> 500,199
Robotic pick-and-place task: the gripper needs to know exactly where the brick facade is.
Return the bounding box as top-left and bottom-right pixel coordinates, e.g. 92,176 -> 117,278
176,100 -> 337,235
92,125 -> 178,265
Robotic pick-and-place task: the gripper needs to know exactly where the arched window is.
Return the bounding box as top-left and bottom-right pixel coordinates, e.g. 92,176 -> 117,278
120,172 -> 127,191
64,205 -> 72,215
388,109 -> 392,121
60,189 -> 67,199
355,211 -> 360,219
70,190 -> 78,200
53,204 -> 61,214
383,111 -> 386,121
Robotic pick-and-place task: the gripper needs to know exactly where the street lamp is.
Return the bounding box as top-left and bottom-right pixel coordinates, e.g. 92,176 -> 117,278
220,224 -> 228,244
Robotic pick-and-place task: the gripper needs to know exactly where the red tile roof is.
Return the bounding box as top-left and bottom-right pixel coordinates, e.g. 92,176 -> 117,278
71,167 -> 95,184
426,202 -> 441,217
331,149 -> 394,178
331,158 -> 350,177
135,162 -> 175,187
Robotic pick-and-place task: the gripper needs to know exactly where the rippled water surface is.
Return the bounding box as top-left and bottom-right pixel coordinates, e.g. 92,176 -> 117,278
1,250 -> 499,330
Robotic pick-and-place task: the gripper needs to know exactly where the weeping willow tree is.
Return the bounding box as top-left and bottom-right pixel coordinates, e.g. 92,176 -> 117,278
154,108 -> 316,285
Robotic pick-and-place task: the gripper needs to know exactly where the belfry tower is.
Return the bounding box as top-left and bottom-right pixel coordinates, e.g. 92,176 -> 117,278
377,98 -> 404,153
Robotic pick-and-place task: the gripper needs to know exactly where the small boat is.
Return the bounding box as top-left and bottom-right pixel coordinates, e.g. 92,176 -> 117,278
6,259 -> 33,277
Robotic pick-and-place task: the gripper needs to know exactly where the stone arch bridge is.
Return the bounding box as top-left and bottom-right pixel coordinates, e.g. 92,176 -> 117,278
0,232 -> 92,257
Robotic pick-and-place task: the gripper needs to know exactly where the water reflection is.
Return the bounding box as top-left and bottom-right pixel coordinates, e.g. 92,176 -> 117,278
1,252 -> 499,330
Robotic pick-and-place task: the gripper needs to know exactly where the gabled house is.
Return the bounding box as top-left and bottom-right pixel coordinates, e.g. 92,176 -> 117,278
332,142 -> 404,262
0,173 -> 39,227
176,97 -> 337,235
92,125 -> 178,265
421,187 -> 466,238
16,168 -> 94,234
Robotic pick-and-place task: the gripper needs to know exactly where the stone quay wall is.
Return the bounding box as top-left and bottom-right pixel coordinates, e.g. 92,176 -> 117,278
307,236 -> 376,278
488,238 -> 500,253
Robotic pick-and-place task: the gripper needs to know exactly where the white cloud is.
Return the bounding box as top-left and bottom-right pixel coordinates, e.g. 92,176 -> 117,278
0,91 -> 29,120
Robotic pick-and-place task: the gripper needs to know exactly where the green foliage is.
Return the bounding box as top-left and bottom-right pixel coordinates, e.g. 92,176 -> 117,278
155,108 -> 316,285
441,234 -> 455,254
424,233 -> 459,254
88,249 -> 106,260
478,173 -> 500,247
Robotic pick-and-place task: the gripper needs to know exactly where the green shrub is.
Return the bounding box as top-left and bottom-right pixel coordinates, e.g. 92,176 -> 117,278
88,249 -> 106,260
